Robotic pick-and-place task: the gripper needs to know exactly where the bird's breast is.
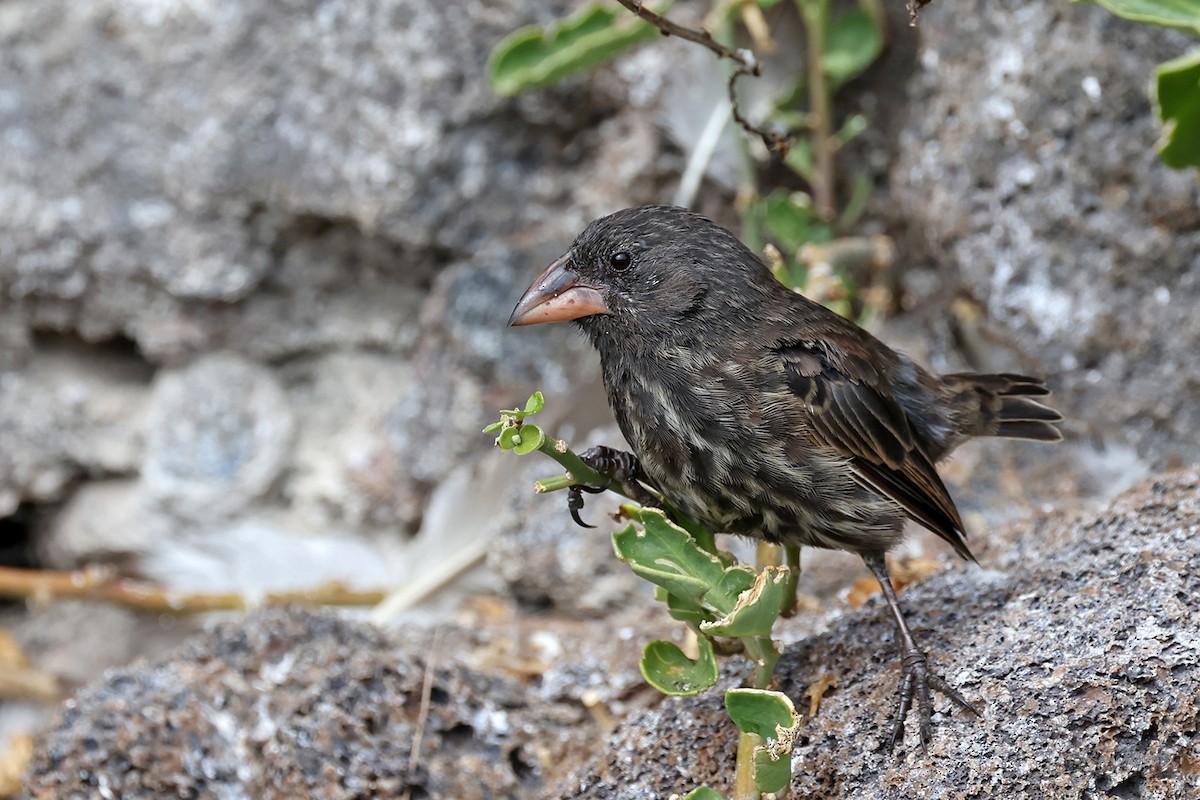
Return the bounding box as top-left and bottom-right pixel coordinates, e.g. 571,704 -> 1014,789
599,348 -> 906,549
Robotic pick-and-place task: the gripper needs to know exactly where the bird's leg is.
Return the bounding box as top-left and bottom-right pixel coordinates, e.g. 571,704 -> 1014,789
566,445 -> 664,528
862,553 -> 978,752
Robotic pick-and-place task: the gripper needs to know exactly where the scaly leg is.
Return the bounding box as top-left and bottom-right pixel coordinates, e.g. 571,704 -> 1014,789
863,553 -> 979,752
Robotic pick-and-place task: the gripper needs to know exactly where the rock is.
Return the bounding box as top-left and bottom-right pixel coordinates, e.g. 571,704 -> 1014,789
0,336 -> 150,517
0,0 -> 680,560
0,0 -> 669,360
21,608 -> 615,800
889,0 -> 1200,466
5,601 -> 195,690
22,468 -> 1200,798
143,354 -> 294,520
40,479 -> 145,567
138,519 -> 396,594
562,466 -> 1200,799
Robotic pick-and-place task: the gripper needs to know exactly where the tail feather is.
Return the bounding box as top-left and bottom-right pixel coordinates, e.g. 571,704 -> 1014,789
998,395 -> 1063,423
997,419 -> 1063,441
939,372 -> 1064,445
943,372 -> 1051,397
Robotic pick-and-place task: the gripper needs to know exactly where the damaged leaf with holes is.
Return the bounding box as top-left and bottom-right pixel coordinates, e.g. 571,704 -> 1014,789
640,636 -> 720,696
726,688 -> 800,795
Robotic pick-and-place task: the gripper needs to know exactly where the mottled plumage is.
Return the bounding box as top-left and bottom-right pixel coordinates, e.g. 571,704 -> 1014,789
509,205 -> 1063,750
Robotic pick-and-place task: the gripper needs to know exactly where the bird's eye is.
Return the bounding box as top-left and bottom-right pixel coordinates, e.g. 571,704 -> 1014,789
610,251 -> 632,270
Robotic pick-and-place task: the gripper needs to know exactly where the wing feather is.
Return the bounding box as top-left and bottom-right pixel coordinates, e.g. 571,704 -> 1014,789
779,342 -> 972,560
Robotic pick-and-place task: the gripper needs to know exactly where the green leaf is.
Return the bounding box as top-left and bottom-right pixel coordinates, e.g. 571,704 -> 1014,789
1155,49 -> 1200,169
727,689 -> 799,794
613,509 -> 728,604
1081,0 -> 1200,32
834,113 -> 869,148
680,788 -> 725,800
704,564 -> 758,617
836,173 -> 873,232
783,139 -> 814,182
487,1 -> 667,97
482,420 -> 504,434
823,10 -> 884,86
753,744 -> 793,794
725,687 -> 797,739
498,426 -> 521,450
641,636 -> 720,696
523,391 -> 545,415
701,566 -> 791,638
512,423 -> 546,455
764,190 -> 818,253
660,587 -> 714,626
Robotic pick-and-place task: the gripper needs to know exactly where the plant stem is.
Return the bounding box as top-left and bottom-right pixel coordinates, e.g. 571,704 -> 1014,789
743,636 -> 781,690
797,0 -> 835,220
756,541 -> 782,568
613,0 -> 756,68
535,436 -> 613,487
781,545 -> 802,617
734,731 -> 763,800
533,474 -> 577,493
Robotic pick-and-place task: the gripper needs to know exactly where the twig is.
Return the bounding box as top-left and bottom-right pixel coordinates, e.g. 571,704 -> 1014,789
0,665 -> 61,703
729,66 -> 791,155
613,0 -> 755,66
907,0 -> 933,26
0,733 -> 34,798
407,628 -> 442,789
0,565 -> 386,615
370,537 -> 490,623
613,0 -> 791,154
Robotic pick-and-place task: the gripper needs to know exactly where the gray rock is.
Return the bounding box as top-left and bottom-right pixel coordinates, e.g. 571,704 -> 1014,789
0,336 -> 149,517
889,0 -> 1200,466
143,354 -> 293,520
0,0 -> 679,555
40,479 -> 146,567
564,466 -> 1200,799
0,0 -> 665,361
21,468 -> 1200,798
22,607 -> 606,800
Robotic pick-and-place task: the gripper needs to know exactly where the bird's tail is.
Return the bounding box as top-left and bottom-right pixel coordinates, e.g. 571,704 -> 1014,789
941,372 -> 1064,442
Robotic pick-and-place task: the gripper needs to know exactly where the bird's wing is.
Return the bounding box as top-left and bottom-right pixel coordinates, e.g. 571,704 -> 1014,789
776,341 -> 972,560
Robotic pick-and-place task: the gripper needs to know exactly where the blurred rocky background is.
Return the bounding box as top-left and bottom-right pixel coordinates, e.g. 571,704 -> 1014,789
0,0 -> 1197,796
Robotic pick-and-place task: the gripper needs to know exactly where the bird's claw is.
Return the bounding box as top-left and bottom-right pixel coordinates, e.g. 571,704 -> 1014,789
576,445 -> 664,511
885,648 -> 978,753
567,484 -> 605,529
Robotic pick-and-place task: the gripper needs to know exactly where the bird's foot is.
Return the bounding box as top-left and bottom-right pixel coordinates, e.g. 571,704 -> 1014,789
884,645 -> 978,753
566,445 -> 662,528
567,483 -> 605,528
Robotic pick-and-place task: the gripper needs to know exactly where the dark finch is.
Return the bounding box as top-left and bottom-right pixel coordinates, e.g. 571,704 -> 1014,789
509,205 -> 1062,750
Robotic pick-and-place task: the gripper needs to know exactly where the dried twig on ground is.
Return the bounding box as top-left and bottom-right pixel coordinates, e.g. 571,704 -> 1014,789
0,566 -> 386,615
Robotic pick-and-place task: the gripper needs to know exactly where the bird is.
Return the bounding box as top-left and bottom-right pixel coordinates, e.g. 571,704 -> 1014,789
507,204 -> 1063,751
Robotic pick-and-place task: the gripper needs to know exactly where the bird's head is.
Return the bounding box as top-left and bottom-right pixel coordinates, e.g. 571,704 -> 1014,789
509,205 -> 773,344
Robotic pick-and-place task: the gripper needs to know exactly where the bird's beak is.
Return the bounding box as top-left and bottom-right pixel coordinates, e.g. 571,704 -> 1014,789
508,252 -> 609,327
